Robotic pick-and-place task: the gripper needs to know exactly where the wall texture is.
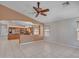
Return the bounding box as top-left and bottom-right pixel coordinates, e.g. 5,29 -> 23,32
46,19 -> 79,48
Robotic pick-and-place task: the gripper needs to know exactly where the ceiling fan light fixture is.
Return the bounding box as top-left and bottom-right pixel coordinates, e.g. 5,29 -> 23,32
33,2 -> 49,17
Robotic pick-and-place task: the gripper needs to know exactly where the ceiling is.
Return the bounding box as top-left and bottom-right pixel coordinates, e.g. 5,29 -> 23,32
0,1 -> 79,23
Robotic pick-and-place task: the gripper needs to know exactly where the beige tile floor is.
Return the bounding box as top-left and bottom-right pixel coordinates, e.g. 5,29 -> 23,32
0,37 -> 79,58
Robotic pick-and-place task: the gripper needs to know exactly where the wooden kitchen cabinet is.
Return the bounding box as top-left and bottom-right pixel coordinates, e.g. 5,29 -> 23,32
8,34 -> 20,40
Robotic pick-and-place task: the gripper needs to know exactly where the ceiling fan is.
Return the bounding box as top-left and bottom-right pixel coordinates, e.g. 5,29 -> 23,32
33,2 -> 49,17
62,1 -> 70,7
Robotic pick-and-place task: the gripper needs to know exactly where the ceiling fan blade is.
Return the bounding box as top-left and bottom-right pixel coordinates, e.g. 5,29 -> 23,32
35,13 -> 39,17
33,6 -> 39,13
37,2 -> 40,8
41,13 -> 47,16
40,9 -> 49,12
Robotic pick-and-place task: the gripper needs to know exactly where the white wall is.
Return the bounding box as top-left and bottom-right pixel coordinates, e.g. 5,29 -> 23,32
46,19 -> 79,48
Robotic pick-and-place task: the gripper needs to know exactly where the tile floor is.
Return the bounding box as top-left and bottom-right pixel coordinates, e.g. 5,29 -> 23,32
0,37 -> 79,58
